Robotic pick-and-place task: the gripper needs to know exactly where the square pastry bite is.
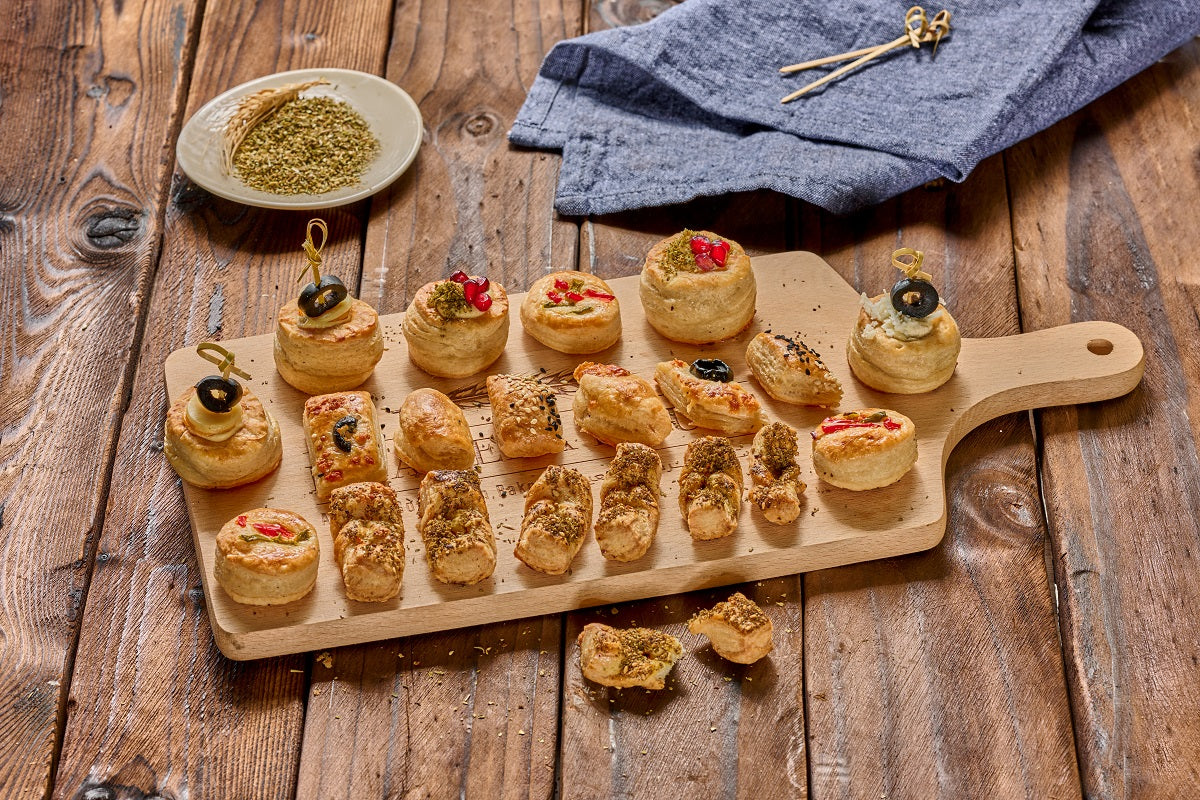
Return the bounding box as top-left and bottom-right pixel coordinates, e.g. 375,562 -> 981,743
486,374 -> 565,458
302,390 -> 388,501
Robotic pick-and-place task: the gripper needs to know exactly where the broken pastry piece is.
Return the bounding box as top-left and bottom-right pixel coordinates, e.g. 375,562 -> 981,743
417,469 -> 497,585
572,361 -> 672,447
486,374 -> 565,458
746,332 -> 842,408
688,592 -> 774,664
577,623 -> 683,690
679,436 -> 743,540
595,443 -> 662,562
747,422 -> 806,525
328,482 -> 405,602
515,465 -> 593,575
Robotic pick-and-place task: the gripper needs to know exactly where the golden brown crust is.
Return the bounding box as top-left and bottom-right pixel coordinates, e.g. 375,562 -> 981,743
214,508 -> 319,606
687,592 -> 774,664
417,469 -> 496,585
679,436 -> 743,540
572,361 -> 672,447
595,443 -> 662,562
486,374 -> 565,458
520,272 -> 622,354
654,360 -> 766,435
846,299 -> 961,394
810,408 -> 917,490
577,623 -> 682,689
328,481 -> 403,537
514,465 -> 593,575
394,388 -> 476,473
334,519 -> 405,603
164,387 -> 282,489
403,279 -> 509,378
748,422 -> 806,525
274,298 -> 384,394
746,332 -> 843,408
302,391 -> 388,501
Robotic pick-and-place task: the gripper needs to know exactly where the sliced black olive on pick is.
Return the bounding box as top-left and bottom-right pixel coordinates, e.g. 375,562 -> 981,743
195,375 -> 243,413
689,358 -> 734,383
299,275 -> 349,317
332,415 -> 358,452
890,277 -> 939,318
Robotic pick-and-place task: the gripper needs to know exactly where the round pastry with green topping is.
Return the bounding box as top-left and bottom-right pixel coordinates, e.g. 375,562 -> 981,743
520,271 -> 621,354
214,508 -> 320,605
403,270 -> 510,378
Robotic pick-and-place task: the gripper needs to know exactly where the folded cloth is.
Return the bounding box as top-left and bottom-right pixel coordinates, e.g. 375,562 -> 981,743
510,0 -> 1200,215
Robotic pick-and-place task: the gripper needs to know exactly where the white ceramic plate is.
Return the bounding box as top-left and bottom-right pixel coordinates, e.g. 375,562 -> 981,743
176,68 -> 423,210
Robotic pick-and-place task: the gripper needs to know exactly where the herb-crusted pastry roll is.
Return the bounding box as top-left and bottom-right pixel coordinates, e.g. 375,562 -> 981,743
417,469 -> 497,585
328,482 -> 405,603
302,391 -> 388,501
595,443 -> 662,562
572,362 -> 672,447
678,436 -> 744,540
403,271 -> 509,378
688,592 -> 774,664
393,388 -> 475,474
486,374 -> 565,458
747,422 -> 806,524
515,465 -> 593,575
214,508 -> 319,606
520,271 -> 621,354
577,623 -> 683,690
746,332 -> 843,408
810,408 -> 917,491
654,359 -> 766,435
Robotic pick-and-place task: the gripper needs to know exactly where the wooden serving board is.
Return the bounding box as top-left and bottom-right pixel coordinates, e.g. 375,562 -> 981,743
164,251 -> 1144,660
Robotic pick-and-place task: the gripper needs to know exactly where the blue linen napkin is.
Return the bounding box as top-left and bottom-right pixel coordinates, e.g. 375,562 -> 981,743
510,0 -> 1200,215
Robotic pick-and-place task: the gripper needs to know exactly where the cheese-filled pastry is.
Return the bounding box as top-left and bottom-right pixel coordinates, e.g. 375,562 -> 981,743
328,482 -> 405,603
214,508 -> 319,606
747,422 -> 806,525
403,270 -> 509,378
577,623 -> 683,690
393,388 -> 475,474
302,390 -> 388,501
520,271 -> 621,354
654,359 -> 766,435
486,374 -> 565,458
811,408 -> 917,490
746,332 -> 843,408
847,248 -> 961,394
417,469 -> 496,585
639,229 -> 756,344
572,362 -> 672,447
595,443 -> 662,562
688,592 -> 774,664
274,219 -> 384,394
515,465 -> 593,575
679,436 -> 744,540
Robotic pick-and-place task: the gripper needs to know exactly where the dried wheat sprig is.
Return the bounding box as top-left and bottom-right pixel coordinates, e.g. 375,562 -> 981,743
221,78 -> 330,174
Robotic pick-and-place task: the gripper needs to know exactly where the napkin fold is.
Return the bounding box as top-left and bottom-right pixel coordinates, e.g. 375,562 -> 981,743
510,0 -> 1200,215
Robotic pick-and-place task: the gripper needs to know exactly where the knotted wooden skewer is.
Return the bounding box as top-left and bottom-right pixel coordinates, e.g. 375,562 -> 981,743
892,247 -> 933,282
196,342 -> 251,380
297,218 -> 329,285
780,7 -> 951,104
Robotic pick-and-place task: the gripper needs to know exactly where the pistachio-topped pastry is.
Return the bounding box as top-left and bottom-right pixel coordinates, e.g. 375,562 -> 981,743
403,269 -> 510,378
520,271 -> 621,353
688,592 -> 774,664
577,623 -> 683,690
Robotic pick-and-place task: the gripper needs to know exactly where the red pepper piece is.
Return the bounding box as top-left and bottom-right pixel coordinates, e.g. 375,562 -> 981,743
819,417 -> 900,434
546,290 -> 562,304
583,289 -> 615,301
554,278 -> 569,291
251,522 -> 292,538
565,291 -> 584,303
236,515 -> 247,527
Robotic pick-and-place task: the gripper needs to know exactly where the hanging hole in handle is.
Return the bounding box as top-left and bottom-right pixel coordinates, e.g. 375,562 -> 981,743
1087,339 -> 1114,355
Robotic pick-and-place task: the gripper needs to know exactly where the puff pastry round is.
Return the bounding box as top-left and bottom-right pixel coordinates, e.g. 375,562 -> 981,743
810,408 -> 917,491
403,277 -> 509,378
274,298 -> 384,394
746,332 -> 843,408
572,362 -> 672,447
639,230 -> 756,344
394,388 -> 475,474
164,387 -> 282,489
520,272 -> 621,354
847,294 -> 960,394
214,508 -> 319,605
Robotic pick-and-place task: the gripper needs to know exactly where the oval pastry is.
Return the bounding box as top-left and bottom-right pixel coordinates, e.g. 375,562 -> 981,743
810,408 -> 917,491
520,271 -> 621,354
572,362 -> 672,447
394,388 -> 475,474
214,508 -> 319,606
746,332 -> 842,408
403,273 -> 509,378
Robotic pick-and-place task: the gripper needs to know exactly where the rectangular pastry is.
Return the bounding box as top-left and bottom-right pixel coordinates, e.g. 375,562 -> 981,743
486,374 -> 565,458
328,482 -> 405,603
515,465 -> 592,575
417,469 -> 496,585
302,391 -> 388,501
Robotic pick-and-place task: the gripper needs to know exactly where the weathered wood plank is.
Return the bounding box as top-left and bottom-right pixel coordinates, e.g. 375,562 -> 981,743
50,1 -> 394,798
1007,40 -> 1200,796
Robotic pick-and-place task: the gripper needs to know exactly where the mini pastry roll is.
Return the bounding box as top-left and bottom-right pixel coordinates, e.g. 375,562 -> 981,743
417,469 -> 497,585
520,271 -> 621,354
302,391 -> 388,502
745,332 -> 843,408
214,508 -> 319,606
747,422 -> 806,525
577,623 -> 683,690
394,388 -> 476,473
654,359 -> 766,435
595,443 -> 662,562
328,482 -> 405,603
679,436 -> 743,540
572,362 -> 672,447
810,408 -> 917,491
515,465 -> 593,575
688,592 -> 774,664
486,374 -> 565,458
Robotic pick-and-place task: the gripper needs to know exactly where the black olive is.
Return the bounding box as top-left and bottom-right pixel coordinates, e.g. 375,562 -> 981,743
689,358 -> 734,383
332,415 -> 358,452
890,277 -> 939,318
299,275 -> 349,318
195,375 -> 242,413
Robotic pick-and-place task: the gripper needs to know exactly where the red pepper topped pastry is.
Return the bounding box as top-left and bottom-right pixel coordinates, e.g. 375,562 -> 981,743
520,271 -> 622,354
654,358 -> 767,435
214,508 -> 319,606
302,390 -> 388,501
403,270 -> 510,378
810,408 -> 917,490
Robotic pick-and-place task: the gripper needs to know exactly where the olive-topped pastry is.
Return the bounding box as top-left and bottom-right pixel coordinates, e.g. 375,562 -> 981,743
846,247 -> 961,394
274,218 -> 384,394
654,358 -> 766,434
164,342 -> 283,489
403,269 -> 510,378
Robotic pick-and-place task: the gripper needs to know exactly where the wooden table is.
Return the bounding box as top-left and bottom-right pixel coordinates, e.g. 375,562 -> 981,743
3,2 -> 1197,797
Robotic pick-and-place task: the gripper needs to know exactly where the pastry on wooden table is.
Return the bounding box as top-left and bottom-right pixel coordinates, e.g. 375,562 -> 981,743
572,361 -> 672,447
847,247 -> 961,394
514,465 -> 593,575
403,270 -> 509,378
328,482 -> 405,603
214,508 -> 319,606
164,343 -> 282,489
678,436 -> 744,540
810,408 -> 917,490
520,271 -> 621,354
639,229 -> 756,344
302,390 -> 388,502
654,358 -> 766,435
688,592 -> 774,664
393,387 -> 475,473
577,623 -> 683,690
747,422 -> 806,525
486,374 -> 565,458
417,469 -> 496,585
274,219 -> 384,394
746,332 -> 842,408
595,442 -> 662,562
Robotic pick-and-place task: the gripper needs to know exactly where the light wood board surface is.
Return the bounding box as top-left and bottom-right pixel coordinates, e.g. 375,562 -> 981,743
163,250 -> 1143,659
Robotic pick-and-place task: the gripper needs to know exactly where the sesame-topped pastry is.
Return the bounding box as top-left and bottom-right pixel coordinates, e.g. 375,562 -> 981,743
746,332 -> 842,408
486,374 -> 565,458
748,422 -> 806,524
514,465 -> 593,575
577,623 -> 683,690
847,248 -> 961,394
679,436 -> 744,540
164,343 -> 282,489
639,229 -> 756,344
214,508 -> 319,606
654,358 -> 767,435
417,469 -> 496,585
274,219 -> 384,394
572,362 -> 672,447
302,391 -> 388,501
595,443 -> 662,562
811,408 -> 917,491
404,269 -> 509,378
393,388 -> 476,474
688,592 -> 774,664
520,271 -> 621,354
328,482 -> 405,603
